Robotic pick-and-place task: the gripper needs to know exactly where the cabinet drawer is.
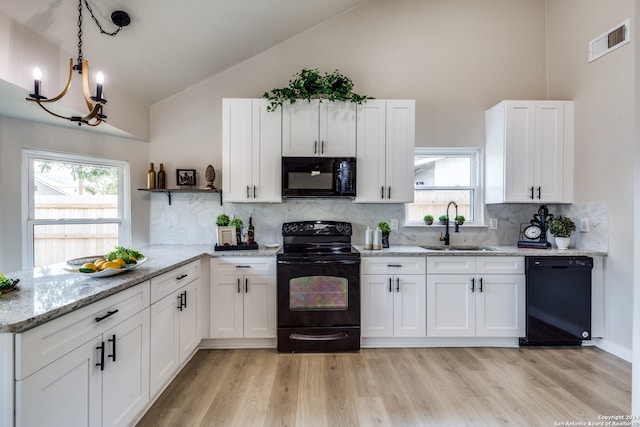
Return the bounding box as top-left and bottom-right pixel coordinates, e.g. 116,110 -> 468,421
150,260 -> 200,303
427,256 -> 476,274
15,282 -> 150,380
211,257 -> 276,276
475,257 -> 524,274
361,257 -> 426,275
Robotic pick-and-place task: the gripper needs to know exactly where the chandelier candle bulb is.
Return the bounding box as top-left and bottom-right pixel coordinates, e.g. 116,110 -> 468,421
31,67 -> 45,99
95,71 -> 104,101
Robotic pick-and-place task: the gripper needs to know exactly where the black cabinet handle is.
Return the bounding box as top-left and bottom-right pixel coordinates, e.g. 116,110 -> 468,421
108,335 -> 116,362
537,187 -> 541,199
471,278 -> 475,292
177,294 -> 183,311
96,342 -> 105,371
245,278 -> 248,293
387,264 -> 402,268
381,186 -> 384,199
237,278 -> 241,293
321,141 -> 325,154
182,290 -> 187,308
530,187 -> 534,199
253,186 -> 257,198
388,278 -> 392,293
95,309 -> 119,323
388,187 -> 391,199
246,185 -> 250,199
396,277 -> 400,292
176,274 -> 188,280
314,141 -> 318,154
479,278 -> 483,292
235,265 -> 251,269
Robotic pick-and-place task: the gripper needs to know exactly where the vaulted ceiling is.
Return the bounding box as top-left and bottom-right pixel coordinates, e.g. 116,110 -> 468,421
0,0 -> 369,106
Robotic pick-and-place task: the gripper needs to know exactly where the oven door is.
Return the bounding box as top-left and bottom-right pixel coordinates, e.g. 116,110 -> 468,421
277,257 -> 360,327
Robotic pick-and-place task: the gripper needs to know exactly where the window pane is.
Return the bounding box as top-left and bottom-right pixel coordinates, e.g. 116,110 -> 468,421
34,160 -> 119,219
33,223 -> 119,267
415,157 -> 470,187
408,189 -> 473,222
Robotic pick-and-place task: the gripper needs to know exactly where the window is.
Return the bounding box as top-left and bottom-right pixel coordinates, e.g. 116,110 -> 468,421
23,149 -> 130,268
405,147 -> 482,225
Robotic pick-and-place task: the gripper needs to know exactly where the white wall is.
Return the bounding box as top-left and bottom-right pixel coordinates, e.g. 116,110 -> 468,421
546,0 -> 635,359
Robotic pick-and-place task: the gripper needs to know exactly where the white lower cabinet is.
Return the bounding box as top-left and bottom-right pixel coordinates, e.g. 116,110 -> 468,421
361,257 -> 426,338
149,261 -> 202,398
427,256 -> 525,338
15,283 -> 151,427
210,257 -> 276,339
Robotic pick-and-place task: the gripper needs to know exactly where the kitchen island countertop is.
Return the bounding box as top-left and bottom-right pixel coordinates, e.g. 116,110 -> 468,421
0,244 -> 280,333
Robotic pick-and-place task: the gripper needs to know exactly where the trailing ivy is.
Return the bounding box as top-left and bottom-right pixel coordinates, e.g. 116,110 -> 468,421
263,68 -> 369,112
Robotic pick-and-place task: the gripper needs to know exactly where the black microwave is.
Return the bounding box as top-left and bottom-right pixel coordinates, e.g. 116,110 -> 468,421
282,157 -> 356,198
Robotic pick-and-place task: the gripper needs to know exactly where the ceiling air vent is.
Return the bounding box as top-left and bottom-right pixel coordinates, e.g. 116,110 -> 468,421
588,19 -> 630,63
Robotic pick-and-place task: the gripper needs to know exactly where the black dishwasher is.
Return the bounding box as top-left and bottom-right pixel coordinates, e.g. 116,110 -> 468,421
520,256 -> 593,346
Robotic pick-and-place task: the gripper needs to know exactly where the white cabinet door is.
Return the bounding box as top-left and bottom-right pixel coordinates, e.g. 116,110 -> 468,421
149,291 -> 180,397
361,275 -> 394,337
393,274 -> 426,337
243,275 -> 276,338
355,100 -> 415,203
179,279 -> 202,360
475,275 -> 525,337
222,98 -> 281,203
283,100 -> 356,157
16,337 -> 102,427
211,275 -> 244,338
385,100 -> 416,203
426,275 -> 475,337
102,308 -> 150,427
485,100 -> 573,203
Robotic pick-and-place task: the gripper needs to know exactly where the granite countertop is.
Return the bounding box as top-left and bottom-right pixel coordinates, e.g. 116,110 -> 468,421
0,244 -> 280,334
354,244 -> 607,257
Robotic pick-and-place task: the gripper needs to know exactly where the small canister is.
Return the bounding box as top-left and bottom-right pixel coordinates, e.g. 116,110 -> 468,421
365,226 -> 373,250
373,227 -> 382,250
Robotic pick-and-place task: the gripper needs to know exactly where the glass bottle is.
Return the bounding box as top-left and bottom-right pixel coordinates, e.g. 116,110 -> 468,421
365,226 -> 373,250
373,226 -> 382,250
147,162 -> 156,189
157,163 -> 166,189
247,215 -> 255,244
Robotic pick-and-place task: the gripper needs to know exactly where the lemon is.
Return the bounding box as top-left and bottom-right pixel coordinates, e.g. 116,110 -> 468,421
81,263 -> 97,272
94,259 -> 106,267
114,258 -> 126,267
128,256 -> 137,263
101,261 -> 121,270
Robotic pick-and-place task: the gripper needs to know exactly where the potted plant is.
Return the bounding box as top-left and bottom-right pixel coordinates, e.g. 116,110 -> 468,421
438,215 -> 447,225
263,68 -> 369,112
455,215 -> 465,225
378,221 -> 391,248
423,215 -> 434,225
229,217 -> 244,244
215,214 -> 230,226
549,216 -> 576,250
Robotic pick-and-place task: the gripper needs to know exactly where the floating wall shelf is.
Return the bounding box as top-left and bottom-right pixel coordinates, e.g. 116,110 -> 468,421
137,188 -> 223,206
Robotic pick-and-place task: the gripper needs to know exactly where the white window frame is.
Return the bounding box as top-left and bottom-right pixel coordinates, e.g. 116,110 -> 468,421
405,147 -> 483,227
21,149 -> 131,269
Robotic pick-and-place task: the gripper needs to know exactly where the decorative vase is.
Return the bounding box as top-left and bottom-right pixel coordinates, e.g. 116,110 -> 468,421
382,231 -> 390,248
555,236 -> 571,250
424,220 -> 433,226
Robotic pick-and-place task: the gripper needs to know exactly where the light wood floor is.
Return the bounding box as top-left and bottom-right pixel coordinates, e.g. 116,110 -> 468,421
137,347 -> 631,427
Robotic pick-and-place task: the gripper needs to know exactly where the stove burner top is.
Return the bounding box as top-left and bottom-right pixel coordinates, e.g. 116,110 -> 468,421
279,220 -> 358,259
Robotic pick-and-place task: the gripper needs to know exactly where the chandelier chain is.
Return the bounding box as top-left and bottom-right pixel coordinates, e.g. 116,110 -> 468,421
83,0 -> 123,36
76,0 -> 83,66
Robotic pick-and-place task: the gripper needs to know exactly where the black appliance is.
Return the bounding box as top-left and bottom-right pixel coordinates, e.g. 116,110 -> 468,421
281,157 -> 356,199
277,220 -> 361,352
521,256 -> 593,346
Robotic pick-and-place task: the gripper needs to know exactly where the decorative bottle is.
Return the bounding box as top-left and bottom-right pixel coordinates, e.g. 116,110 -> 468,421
147,162 -> 156,189
373,226 -> 382,250
247,215 -> 255,244
157,163 -> 166,189
365,226 -> 373,250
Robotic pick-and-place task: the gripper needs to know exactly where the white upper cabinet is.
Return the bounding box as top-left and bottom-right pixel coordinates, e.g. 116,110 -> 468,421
222,98 -> 282,202
282,100 -> 357,157
485,100 -> 574,203
355,100 -> 415,203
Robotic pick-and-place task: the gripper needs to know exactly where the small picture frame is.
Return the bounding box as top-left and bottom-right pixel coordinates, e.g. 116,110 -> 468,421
217,226 -> 237,246
176,169 -> 196,187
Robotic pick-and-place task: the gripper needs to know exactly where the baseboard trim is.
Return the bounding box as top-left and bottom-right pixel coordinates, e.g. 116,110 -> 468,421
593,338 -> 632,362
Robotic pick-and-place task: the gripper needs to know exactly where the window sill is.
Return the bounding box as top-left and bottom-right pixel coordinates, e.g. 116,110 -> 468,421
402,222 -> 489,230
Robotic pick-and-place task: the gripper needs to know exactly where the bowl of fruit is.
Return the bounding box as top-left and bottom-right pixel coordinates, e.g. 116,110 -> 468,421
66,247 -> 146,277
0,273 -> 19,297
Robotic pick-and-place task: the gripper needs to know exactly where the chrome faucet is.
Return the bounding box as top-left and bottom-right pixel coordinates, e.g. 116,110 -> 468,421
439,201 -> 459,246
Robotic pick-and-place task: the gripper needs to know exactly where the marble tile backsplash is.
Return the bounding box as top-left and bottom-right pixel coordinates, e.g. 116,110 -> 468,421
150,193 -> 608,252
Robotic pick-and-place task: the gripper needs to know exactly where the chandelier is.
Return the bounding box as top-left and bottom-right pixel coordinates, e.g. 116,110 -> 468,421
26,0 -> 130,126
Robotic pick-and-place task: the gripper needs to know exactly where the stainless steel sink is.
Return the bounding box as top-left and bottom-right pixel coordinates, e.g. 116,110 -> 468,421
420,245 -> 498,252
